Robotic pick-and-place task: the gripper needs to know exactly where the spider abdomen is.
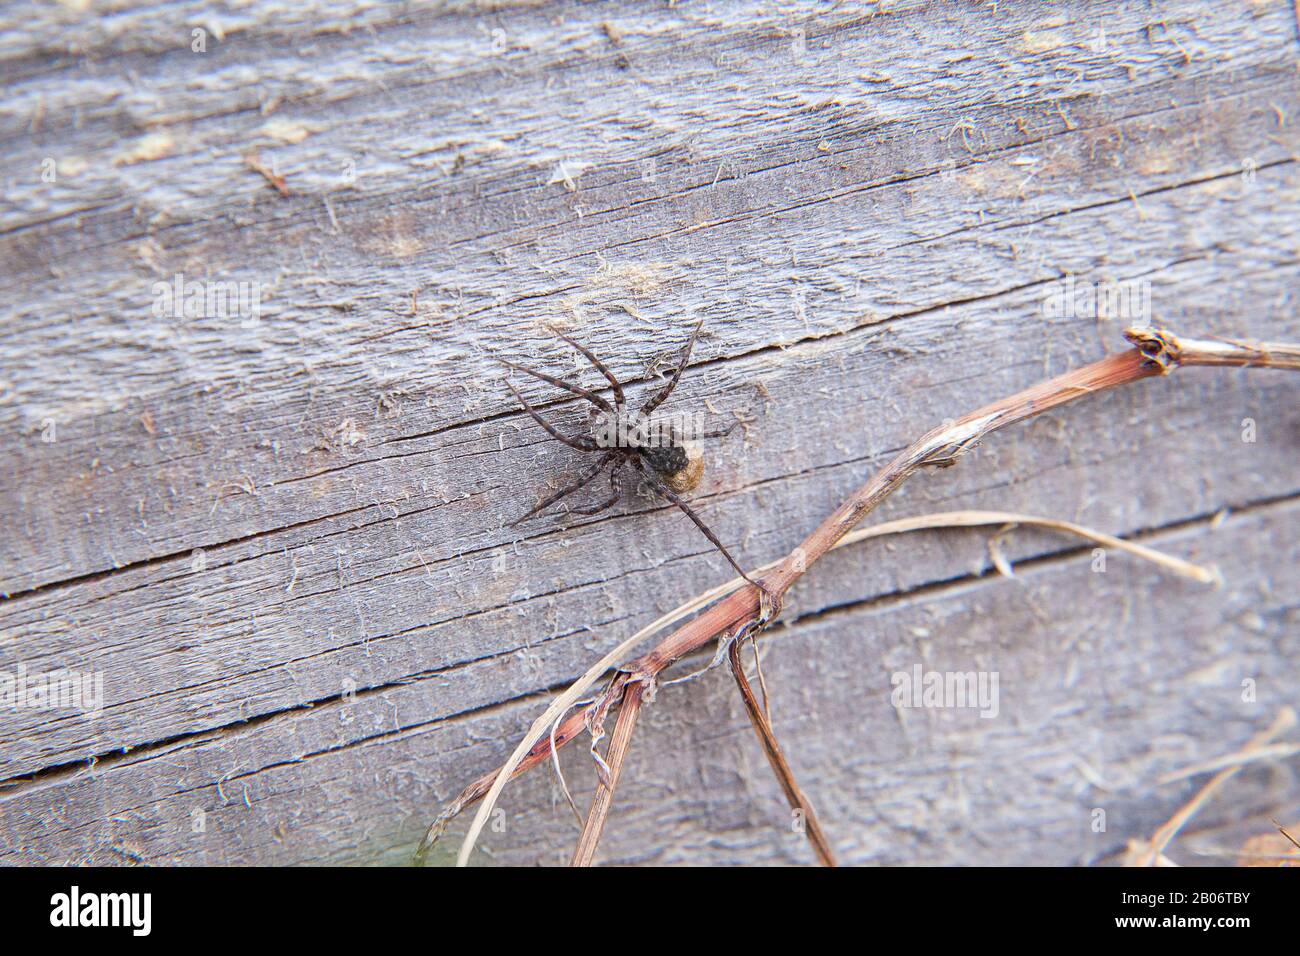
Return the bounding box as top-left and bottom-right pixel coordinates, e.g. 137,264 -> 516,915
644,441 -> 704,493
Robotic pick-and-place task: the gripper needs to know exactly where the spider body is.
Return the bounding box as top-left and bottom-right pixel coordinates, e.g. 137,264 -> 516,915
499,322 -> 757,586
643,440 -> 702,493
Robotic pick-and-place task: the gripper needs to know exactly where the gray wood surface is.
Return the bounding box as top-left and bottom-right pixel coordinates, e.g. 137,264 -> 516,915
0,0 -> 1296,865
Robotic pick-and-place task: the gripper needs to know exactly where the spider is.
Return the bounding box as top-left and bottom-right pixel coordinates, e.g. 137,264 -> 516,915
499,321 -> 761,589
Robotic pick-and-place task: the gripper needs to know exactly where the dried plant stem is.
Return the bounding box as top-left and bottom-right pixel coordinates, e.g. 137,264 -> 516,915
1124,328 -> 1300,371
415,577 -> 739,865
425,326 -> 1298,867
1124,707 -> 1298,866
570,681 -> 647,867
413,507 -> 1214,864
1156,742 -> 1300,784
1274,820 -> 1300,852
728,641 -> 837,866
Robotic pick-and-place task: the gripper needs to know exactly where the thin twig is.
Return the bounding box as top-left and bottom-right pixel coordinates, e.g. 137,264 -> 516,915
1156,742 -> 1300,784
425,327 -> 1298,866
570,681 -> 647,867
1124,327 -> 1300,371
837,509 -> 1219,583
728,641 -> 837,867
244,150 -> 290,196
1273,819 -> 1300,852
1124,707 -> 1298,866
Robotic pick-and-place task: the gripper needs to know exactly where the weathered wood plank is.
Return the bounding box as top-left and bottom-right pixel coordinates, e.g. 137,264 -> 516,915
1,500 -> 1294,865
2,264 -> 1296,780
2,0 -> 1295,592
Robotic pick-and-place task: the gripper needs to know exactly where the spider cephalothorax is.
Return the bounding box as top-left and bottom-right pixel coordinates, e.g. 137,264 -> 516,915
499,321 -> 757,586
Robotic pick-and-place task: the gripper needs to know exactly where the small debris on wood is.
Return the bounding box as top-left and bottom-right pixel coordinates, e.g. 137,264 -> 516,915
245,150 -> 291,196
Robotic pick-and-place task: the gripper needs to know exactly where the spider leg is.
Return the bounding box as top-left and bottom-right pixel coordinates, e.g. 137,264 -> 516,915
546,325 -> 626,408
639,319 -> 703,416
512,453 -> 613,526
632,457 -> 759,587
694,421 -> 737,440
498,359 -> 613,414
567,459 -> 625,516
504,379 -> 598,451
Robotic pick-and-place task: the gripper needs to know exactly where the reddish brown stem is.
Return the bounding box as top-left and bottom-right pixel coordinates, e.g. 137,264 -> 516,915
728,641 -> 837,867
422,327 -> 1300,864
412,707 -> 592,863
570,681 -> 646,867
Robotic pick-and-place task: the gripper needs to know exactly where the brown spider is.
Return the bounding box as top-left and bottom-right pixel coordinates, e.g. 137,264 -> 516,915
499,321 -> 760,588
